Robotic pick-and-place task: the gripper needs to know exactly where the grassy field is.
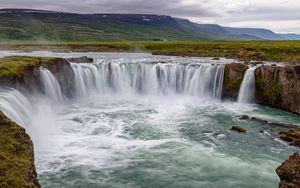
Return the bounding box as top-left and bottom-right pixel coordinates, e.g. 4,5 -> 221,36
0,41 -> 300,63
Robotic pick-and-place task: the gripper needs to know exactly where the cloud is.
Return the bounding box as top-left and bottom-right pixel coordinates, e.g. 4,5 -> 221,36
0,0 -> 299,33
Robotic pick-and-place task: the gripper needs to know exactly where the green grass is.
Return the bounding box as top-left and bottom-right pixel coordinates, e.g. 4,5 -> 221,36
1,41 -> 300,63
0,56 -> 58,78
0,112 -> 39,187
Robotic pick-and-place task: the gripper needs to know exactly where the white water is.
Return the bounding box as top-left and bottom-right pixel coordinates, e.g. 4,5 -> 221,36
39,67 -> 64,103
71,62 -> 225,99
238,66 -> 257,103
0,88 -> 33,126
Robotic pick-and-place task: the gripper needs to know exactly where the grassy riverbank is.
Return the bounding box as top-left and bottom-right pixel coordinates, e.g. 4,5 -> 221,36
0,56 -> 59,78
0,41 -> 300,63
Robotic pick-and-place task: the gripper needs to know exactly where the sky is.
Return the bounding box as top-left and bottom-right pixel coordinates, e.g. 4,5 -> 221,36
1,0 -> 300,33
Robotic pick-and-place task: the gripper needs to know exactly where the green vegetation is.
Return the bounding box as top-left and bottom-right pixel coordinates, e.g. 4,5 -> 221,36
255,70 -> 283,103
0,56 -> 58,78
1,41 -> 300,63
0,112 -> 39,188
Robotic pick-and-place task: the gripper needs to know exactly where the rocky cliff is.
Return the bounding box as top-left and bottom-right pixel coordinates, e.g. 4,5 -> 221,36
222,63 -> 248,99
255,65 -> 300,114
276,153 -> 300,188
0,56 -> 75,97
0,111 -> 40,188
0,56 -> 76,187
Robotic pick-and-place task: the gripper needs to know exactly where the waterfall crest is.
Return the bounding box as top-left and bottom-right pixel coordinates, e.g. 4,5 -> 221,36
71,62 -> 225,99
39,67 -> 64,103
238,66 -> 257,103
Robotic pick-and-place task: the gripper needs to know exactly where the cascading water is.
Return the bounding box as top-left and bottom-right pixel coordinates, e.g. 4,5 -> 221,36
71,62 -> 225,99
0,52 -> 298,188
39,67 -> 64,103
0,88 -> 33,126
238,66 -> 257,103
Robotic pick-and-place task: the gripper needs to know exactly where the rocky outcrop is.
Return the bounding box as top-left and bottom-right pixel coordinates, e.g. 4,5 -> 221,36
0,111 -> 40,188
279,128 -> 300,146
222,63 -> 248,99
0,56 -> 75,98
255,65 -> 300,114
66,56 -> 93,63
276,153 -> 300,188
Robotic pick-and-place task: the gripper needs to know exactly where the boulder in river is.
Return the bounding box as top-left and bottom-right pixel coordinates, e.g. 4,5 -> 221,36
276,153 -> 300,188
236,115 -> 250,120
230,126 -> 246,133
279,128 -> 300,147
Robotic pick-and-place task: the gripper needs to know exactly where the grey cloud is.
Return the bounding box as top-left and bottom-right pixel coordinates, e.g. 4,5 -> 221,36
0,0 -> 216,17
0,0 -> 299,32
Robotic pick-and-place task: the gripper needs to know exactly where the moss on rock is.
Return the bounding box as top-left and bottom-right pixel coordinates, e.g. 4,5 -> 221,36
0,56 -> 60,79
222,63 -> 248,99
0,111 -> 40,188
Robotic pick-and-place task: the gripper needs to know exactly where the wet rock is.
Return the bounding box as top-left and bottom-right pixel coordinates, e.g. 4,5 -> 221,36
230,126 -> 246,133
222,63 -> 248,99
66,56 -> 93,63
255,65 -> 300,114
236,115 -> 250,120
279,128 -> 300,146
276,153 -> 300,188
212,57 -> 220,60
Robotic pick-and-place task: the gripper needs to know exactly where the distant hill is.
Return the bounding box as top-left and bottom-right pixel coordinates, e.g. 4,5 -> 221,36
0,9 -> 298,42
225,27 -> 285,40
279,34 -> 300,40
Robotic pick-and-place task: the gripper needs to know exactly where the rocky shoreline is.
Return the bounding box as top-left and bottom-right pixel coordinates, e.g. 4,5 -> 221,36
277,153 -> 300,188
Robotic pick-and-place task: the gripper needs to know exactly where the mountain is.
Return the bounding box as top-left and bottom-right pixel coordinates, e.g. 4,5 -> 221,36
279,34 -> 300,40
0,9 -> 298,42
225,27 -> 285,40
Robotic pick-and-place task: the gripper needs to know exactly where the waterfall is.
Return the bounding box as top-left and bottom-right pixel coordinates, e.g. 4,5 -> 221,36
71,62 -> 225,99
39,67 -> 64,103
0,88 -> 33,126
238,66 -> 257,103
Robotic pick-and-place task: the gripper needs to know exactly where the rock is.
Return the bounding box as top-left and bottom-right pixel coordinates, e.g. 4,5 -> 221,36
276,153 -> 300,188
0,57 -> 75,98
0,112 -> 40,187
236,115 -> 250,120
212,57 -> 220,60
279,128 -> 300,146
230,126 -> 246,133
66,56 -> 93,63
255,65 -> 300,114
222,63 -> 248,99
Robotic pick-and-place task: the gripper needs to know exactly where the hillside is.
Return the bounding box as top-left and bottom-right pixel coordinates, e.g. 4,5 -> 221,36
0,9 -> 298,42
224,27 -> 285,40
0,9 -> 255,42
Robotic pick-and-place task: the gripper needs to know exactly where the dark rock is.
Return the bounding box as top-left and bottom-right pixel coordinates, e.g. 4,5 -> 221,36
66,56 -> 93,63
276,153 -> 300,188
230,126 -> 246,133
222,63 -> 248,99
212,57 -> 220,60
255,65 -> 300,114
279,128 -> 300,146
236,115 -> 250,120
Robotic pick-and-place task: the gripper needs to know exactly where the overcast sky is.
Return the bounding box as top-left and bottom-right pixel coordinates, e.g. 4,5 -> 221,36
1,0 -> 300,33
